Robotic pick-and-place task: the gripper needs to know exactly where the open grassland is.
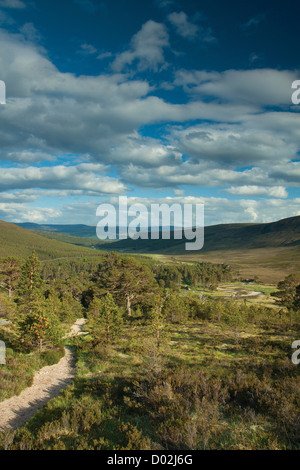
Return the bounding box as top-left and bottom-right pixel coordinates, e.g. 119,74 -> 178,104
191,282 -> 279,308
143,246 -> 300,284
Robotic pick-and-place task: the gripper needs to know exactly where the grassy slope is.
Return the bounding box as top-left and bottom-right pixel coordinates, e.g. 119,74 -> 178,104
97,215 -> 300,254
96,216 -> 300,283
0,220 -> 101,260
155,246 -> 300,284
12,215 -> 300,283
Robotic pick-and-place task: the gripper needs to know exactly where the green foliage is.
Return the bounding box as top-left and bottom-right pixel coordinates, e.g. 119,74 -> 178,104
0,292 -> 17,319
94,292 -> 123,343
17,252 -> 63,351
0,257 -> 22,298
272,273 -> 300,311
19,302 -> 63,351
0,245 -> 299,451
16,252 -> 43,308
162,292 -> 189,323
40,346 -> 64,366
0,220 -> 98,260
153,262 -> 233,291
92,252 -> 160,316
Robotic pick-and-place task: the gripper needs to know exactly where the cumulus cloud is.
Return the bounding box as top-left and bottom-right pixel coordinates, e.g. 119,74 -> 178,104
0,29 -> 260,171
0,164 -> 126,194
168,11 -> 215,42
111,20 -> 169,72
109,135 -> 182,166
169,124 -> 298,166
0,203 -> 61,223
0,27 -> 299,225
119,162 -> 265,189
168,11 -> 199,39
225,185 -> 288,198
174,68 -> 299,106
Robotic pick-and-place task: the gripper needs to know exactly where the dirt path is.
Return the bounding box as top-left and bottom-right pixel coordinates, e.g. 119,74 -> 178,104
217,286 -> 264,298
0,318 -> 86,432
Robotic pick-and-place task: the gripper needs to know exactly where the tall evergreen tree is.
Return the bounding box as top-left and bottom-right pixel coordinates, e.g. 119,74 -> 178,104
0,257 -> 21,297
16,251 -> 43,315
17,252 -> 62,351
97,292 -> 123,343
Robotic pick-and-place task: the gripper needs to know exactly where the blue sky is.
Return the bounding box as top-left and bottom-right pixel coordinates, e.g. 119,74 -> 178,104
0,0 -> 299,226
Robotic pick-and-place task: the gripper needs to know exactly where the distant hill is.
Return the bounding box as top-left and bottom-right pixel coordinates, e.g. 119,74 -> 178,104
0,220 -> 100,260
16,223 -> 98,239
87,215 -> 300,254
7,216 -> 300,282
16,215 -> 300,254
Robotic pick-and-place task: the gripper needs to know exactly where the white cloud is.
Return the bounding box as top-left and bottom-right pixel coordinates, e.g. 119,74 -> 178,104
168,11 -> 215,42
0,164 -> 126,194
79,43 -> 97,55
168,11 -> 198,39
175,68 -> 299,106
19,23 -> 40,42
225,185 -> 288,198
111,20 -> 169,72
169,124 -> 298,166
0,28 -> 299,226
97,51 -> 112,60
0,203 -> 61,223
109,135 -> 182,166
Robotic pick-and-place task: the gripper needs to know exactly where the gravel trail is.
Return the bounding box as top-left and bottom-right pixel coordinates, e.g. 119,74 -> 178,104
0,318 -> 86,431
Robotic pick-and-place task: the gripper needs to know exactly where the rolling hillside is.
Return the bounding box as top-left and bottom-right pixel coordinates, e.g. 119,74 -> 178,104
10,216 -> 300,282
96,215 -> 300,254
18,216 -> 300,254
0,220 -> 101,260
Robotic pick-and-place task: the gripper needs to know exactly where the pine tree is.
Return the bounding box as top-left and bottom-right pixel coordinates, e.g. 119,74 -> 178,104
20,296 -> 63,351
93,253 -> 159,316
17,252 -> 62,351
16,251 -> 43,315
0,257 -> 21,297
96,292 -> 123,343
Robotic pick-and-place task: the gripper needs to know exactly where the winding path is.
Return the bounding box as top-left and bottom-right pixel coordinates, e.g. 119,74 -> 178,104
217,285 -> 264,298
0,318 -> 86,432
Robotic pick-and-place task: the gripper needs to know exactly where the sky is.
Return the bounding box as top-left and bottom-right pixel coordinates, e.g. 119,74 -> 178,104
0,0 -> 299,226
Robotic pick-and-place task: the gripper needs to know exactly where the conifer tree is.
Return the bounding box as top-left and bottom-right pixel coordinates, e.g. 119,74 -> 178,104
17,252 -> 62,351
0,257 -> 21,297
16,251 -> 43,315
96,292 -> 123,343
93,252 -> 159,316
